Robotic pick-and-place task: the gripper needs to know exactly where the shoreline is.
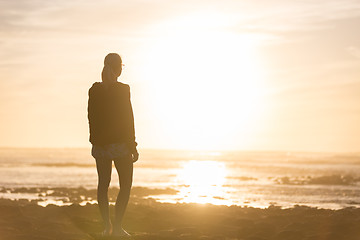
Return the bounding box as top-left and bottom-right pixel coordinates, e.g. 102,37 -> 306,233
1,186 -> 359,210
0,186 -> 179,206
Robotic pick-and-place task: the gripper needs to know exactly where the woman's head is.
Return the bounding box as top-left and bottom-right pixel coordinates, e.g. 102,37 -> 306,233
102,53 -> 122,83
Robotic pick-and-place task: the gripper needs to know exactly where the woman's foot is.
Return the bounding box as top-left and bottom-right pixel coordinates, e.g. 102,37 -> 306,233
102,222 -> 113,236
112,228 -> 131,237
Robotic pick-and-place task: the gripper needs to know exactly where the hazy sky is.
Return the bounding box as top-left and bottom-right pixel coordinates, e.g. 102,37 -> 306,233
0,0 -> 359,152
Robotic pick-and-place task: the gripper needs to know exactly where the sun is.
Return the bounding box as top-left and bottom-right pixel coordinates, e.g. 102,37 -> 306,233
140,13 -> 268,150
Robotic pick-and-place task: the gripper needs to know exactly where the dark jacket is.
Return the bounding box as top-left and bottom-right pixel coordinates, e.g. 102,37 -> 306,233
88,82 -> 137,149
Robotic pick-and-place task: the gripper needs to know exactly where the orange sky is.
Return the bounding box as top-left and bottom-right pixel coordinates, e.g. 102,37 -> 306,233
0,0 -> 359,152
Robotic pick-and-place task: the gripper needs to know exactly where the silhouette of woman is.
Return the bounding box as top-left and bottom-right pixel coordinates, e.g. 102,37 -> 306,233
88,53 -> 138,237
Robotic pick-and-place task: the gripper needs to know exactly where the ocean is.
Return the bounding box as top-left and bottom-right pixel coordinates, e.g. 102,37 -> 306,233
0,148 -> 359,209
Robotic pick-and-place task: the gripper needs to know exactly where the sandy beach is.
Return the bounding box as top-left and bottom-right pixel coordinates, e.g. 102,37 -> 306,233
1,187 -> 360,240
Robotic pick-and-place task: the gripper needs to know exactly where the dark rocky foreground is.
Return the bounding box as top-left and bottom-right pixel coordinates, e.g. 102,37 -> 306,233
1,194 -> 360,240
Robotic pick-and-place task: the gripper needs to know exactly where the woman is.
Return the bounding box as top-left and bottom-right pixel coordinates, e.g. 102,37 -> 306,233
88,53 -> 139,237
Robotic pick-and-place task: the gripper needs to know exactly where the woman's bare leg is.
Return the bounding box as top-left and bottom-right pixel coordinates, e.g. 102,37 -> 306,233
95,158 -> 113,235
112,154 -> 133,236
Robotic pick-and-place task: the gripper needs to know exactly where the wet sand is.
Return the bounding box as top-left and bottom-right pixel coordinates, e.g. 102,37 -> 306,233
1,187 -> 360,240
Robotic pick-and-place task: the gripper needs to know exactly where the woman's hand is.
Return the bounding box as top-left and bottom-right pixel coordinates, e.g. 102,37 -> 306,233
132,149 -> 139,163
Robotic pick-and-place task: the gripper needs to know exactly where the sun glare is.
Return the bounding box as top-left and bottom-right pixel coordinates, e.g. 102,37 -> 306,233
141,13 -> 268,150
176,160 -> 229,205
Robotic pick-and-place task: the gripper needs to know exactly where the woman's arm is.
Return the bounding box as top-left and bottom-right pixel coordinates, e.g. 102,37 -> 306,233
126,85 -> 139,161
88,84 -> 102,145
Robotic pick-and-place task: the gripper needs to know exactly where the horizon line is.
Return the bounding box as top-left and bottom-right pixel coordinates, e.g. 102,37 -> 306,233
0,146 -> 358,154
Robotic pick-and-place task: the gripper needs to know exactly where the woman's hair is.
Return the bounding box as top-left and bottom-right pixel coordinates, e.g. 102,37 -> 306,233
101,53 -> 122,82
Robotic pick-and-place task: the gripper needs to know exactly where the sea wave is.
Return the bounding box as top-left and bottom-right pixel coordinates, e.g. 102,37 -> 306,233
275,174 -> 360,186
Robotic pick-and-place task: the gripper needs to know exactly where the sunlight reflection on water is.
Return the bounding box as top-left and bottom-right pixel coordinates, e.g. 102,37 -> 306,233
175,160 -> 231,205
